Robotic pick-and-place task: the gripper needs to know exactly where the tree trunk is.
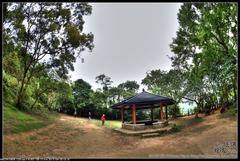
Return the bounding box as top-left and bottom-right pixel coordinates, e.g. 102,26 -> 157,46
232,77 -> 237,104
16,70 -> 28,109
30,88 -> 49,110
195,111 -> 199,118
31,98 -> 38,110
173,104 -> 177,119
16,57 -> 35,109
195,103 -> 200,118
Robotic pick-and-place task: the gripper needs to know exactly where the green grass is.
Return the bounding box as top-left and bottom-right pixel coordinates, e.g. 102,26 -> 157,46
3,102 -> 58,134
189,124 -> 213,133
170,124 -> 183,133
185,117 -> 203,126
176,117 -> 203,127
88,118 -> 121,129
29,135 -> 38,141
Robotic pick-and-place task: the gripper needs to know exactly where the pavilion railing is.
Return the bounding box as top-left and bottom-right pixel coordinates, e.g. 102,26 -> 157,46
122,120 -> 168,131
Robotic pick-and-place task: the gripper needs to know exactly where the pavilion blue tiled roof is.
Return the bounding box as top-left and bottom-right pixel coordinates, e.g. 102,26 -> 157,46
111,91 -> 175,109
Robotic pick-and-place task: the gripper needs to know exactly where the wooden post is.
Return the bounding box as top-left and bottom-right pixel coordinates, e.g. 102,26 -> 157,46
121,107 -> 124,123
162,106 -> 164,120
132,104 -> 136,124
160,103 -> 163,121
165,105 -> 168,120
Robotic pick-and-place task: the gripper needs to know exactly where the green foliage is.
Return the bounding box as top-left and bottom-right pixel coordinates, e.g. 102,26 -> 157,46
107,87 -> 122,105
117,80 -> 139,100
3,51 -> 23,79
142,69 -> 186,101
118,80 -> 139,93
3,71 -> 19,104
168,2 -> 237,115
141,69 -> 187,117
3,51 -> 23,105
89,91 -> 106,109
55,81 -> 75,112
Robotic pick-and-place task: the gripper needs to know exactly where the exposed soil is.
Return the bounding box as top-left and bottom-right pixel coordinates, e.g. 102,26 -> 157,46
4,111 -> 237,158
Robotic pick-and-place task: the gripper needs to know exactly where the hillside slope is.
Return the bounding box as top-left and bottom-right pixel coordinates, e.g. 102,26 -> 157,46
3,102 -> 58,135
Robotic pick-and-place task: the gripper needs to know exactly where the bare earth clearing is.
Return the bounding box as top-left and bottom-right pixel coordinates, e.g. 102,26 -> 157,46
4,111 -> 237,158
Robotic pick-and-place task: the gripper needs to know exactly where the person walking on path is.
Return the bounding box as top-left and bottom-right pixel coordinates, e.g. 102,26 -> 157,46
74,108 -> 77,118
89,112 -> 91,120
101,114 -> 105,128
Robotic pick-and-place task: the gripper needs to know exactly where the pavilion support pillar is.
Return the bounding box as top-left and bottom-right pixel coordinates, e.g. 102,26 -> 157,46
165,105 -> 168,120
132,104 -> 136,124
160,103 -> 164,121
121,107 -> 124,123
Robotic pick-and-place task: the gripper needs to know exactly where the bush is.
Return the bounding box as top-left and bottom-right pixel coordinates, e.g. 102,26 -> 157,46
3,71 -> 19,104
220,106 -> 237,118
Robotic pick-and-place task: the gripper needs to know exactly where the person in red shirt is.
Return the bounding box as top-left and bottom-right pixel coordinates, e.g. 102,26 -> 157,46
101,114 -> 105,127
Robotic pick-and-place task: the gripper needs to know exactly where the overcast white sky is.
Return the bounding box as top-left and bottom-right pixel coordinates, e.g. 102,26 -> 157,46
69,3 -> 182,91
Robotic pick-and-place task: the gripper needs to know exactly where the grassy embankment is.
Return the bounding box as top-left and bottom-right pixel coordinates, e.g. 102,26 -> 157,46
172,105 -> 237,132
3,102 -> 58,134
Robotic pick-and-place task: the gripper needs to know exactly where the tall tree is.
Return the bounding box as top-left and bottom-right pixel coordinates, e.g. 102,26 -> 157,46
118,80 -> 140,99
142,69 -> 187,118
169,3 -> 237,116
73,79 -> 92,109
108,87 -> 122,105
3,3 -> 94,109
95,74 -> 113,91
55,81 -> 74,113
118,80 -> 139,92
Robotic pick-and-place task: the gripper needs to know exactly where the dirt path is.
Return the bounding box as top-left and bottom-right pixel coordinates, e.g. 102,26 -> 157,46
4,114 -> 139,158
4,112 -> 237,158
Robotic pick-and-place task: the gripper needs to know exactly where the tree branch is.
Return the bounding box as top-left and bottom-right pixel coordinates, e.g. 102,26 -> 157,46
211,26 -> 229,55
183,96 -> 199,104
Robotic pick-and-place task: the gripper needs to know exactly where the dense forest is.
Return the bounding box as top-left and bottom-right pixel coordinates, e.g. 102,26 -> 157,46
3,3 -> 237,121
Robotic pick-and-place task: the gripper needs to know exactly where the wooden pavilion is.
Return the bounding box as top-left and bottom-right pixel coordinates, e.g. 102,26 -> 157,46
111,90 -> 175,130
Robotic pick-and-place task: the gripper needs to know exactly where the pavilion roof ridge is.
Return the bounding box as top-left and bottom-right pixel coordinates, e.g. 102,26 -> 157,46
122,91 -> 144,103
143,91 -> 173,100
